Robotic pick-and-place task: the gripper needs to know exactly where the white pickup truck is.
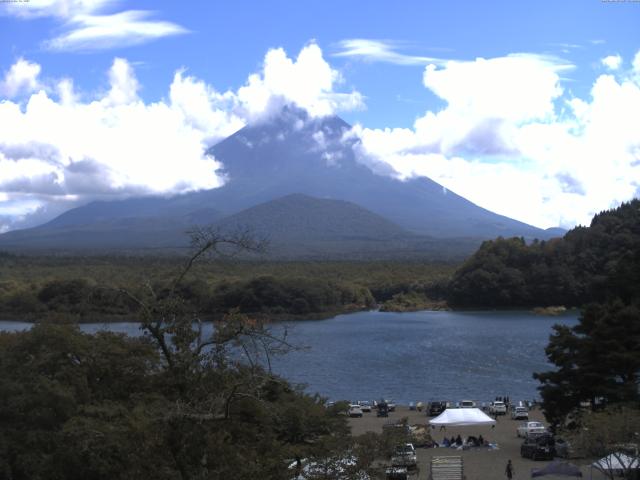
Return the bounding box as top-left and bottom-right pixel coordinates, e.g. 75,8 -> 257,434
489,401 -> 507,415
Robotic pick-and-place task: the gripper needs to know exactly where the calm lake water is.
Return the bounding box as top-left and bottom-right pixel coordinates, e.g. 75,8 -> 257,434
0,309 -> 578,404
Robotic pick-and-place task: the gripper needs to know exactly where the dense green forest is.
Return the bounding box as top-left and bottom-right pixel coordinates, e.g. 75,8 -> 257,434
0,255 -> 454,322
448,200 -> 640,309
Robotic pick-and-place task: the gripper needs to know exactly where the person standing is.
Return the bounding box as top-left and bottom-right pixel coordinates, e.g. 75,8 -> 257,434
505,459 -> 514,479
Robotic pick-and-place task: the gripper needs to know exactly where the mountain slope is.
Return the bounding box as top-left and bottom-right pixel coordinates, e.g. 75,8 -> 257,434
0,193 -> 482,259
199,109 -> 552,239
0,108 -> 563,255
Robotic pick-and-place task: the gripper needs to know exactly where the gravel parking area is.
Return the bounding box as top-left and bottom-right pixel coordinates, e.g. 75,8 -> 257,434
348,406 -> 607,480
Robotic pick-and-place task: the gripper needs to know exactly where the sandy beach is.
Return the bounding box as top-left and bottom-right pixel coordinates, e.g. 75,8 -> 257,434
349,406 -> 608,480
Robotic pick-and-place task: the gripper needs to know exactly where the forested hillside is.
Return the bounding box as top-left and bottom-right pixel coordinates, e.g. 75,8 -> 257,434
0,256 -> 453,321
448,200 -> 640,308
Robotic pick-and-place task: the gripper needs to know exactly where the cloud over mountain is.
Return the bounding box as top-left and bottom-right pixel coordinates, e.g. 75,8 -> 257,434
0,44 -> 364,232
349,51 -> 640,229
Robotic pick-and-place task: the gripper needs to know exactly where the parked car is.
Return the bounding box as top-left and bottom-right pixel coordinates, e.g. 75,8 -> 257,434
391,443 -> 417,469
428,401 -> 447,416
385,399 -> 397,412
520,433 -> 555,460
511,406 -> 529,420
459,400 -> 476,408
349,405 -> 364,418
489,401 -> 507,415
517,421 -> 546,438
358,401 -> 372,412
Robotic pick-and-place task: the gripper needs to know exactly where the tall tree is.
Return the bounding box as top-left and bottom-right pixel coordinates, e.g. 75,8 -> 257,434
534,300 -> 640,428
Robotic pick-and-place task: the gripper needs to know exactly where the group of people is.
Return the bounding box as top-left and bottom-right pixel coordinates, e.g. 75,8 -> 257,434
439,434 -> 486,448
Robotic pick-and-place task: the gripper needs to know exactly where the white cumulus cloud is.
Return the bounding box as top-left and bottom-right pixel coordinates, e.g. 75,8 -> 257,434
0,59 -> 230,232
601,54 -> 622,71
1,58 -> 41,98
351,52 -> 640,229
422,55 -> 567,124
237,43 -> 364,120
0,61 -> 226,195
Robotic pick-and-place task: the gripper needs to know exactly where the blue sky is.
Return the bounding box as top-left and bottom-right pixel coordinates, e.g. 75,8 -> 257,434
1,0 -> 640,232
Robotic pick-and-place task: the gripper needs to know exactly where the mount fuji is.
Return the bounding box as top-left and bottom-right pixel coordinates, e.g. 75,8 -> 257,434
0,108 -> 562,258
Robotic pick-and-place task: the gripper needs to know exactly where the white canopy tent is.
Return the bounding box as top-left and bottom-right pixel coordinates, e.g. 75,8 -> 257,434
429,408 -> 496,427
590,452 -> 639,479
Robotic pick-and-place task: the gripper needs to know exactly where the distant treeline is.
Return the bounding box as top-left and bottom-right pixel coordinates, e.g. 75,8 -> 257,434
0,258 -> 454,321
448,199 -> 640,308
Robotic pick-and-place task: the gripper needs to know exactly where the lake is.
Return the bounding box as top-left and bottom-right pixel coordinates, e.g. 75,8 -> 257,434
0,309 -> 578,404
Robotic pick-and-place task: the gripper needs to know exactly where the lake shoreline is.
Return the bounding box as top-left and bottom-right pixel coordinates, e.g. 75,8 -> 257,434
0,304 -> 369,324
0,302 -> 582,324
0,304 -> 580,324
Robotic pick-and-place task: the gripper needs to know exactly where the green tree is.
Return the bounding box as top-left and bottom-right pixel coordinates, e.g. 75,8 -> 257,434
0,324 -> 160,479
534,301 -> 640,428
448,199 -> 640,309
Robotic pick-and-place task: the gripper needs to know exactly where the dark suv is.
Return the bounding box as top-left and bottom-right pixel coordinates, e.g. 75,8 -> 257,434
428,401 -> 447,416
520,433 -> 556,460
